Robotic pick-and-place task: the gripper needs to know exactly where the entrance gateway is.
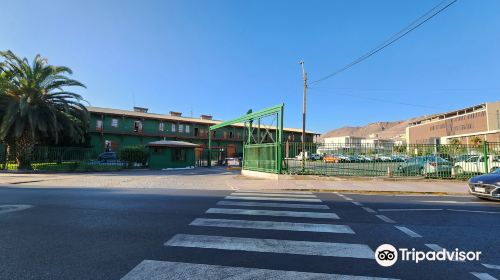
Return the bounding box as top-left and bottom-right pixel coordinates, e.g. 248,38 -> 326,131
208,104 -> 284,174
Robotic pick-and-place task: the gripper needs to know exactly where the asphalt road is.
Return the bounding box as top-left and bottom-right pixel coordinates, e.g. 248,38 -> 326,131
0,186 -> 499,280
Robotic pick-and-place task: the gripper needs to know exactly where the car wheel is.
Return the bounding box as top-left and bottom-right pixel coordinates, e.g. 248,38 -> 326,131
455,166 -> 464,175
419,167 -> 425,176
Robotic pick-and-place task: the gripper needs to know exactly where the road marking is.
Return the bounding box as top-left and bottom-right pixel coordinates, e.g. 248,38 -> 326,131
336,194 -> 353,201
378,208 -> 443,212
0,205 -> 33,215
165,234 -> 375,259
235,190 -> 314,194
420,200 -> 496,205
206,208 -> 339,219
121,260 -> 399,280
234,190 -> 313,194
447,209 -> 500,215
470,272 -> 498,280
352,201 -> 363,206
425,244 -> 444,251
395,226 -> 422,238
190,218 -> 354,234
362,207 -> 377,213
225,196 -> 322,203
217,201 -> 330,209
375,215 -> 396,223
230,192 -> 317,198
482,263 -> 500,270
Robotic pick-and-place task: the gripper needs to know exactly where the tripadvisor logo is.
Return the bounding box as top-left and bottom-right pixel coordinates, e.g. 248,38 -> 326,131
375,244 -> 481,267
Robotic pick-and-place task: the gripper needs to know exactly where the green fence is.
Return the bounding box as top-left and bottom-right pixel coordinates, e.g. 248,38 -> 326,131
244,143 -> 278,173
0,146 -> 146,171
284,141 -> 500,179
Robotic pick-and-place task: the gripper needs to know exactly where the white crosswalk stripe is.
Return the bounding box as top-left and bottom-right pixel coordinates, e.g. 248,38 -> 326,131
165,234 -> 375,259
225,196 -> 322,203
206,208 -> 340,219
216,200 -> 330,209
121,260 -> 399,280
235,190 -> 313,194
190,218 -> 354,233
230,192 -> 318,198
470,272 -> 498,280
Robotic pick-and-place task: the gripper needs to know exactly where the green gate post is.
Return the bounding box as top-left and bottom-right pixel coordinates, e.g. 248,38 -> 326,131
208,130 -> 212,167
277,106 -> 284,174
483,140 -> 489,173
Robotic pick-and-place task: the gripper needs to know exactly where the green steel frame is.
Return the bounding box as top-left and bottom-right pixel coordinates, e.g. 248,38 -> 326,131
208,104 -> 284,173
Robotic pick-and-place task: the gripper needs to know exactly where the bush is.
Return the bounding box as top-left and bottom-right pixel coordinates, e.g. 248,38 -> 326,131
119,146 -> 149,167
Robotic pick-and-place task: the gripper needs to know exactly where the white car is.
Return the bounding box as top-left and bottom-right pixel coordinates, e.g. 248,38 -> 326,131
454,155 -> 500,174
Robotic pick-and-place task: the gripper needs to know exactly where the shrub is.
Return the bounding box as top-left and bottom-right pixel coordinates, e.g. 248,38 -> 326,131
119,146 -> 149,166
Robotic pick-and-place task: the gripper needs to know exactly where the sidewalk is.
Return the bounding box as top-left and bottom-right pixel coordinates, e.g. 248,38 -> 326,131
0,168 -> 470,195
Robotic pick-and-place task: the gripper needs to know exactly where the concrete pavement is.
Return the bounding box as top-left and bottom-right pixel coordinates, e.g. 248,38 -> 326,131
0,167 -> 470,195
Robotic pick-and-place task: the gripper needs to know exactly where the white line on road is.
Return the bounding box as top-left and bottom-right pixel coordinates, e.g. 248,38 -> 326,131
395,226 -> 422,238
425,244 -> 444,251
482,263 -> 500,271
362,207 -> 377,213
121,260 -> 399,280
206,208 -> 339,219
470,272 -> 498,280
230,192 -> 317,198
217,201 -> 330,209
190,218 -> 355,234
375,215 -> 396,223
352,201 -> 363,206
225,196 -> 323,203
378,209 -> 443,212
234,190 -> 313,194
447,209 -> 500,215
0,205 -> 33,215
165,234 -> 375,259
420,200 -> 496,205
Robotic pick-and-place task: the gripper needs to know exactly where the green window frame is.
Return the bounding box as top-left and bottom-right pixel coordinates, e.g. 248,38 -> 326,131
172,148 -> 186,161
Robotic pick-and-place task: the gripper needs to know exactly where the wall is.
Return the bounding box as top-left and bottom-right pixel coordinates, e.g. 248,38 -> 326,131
149,147 -> 195,169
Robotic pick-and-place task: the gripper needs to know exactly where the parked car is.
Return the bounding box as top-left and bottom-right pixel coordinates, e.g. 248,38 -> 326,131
398,155 -> 453,175
468,168 -> 500,201
88,152 -> 126,166
454,155 -> 500,174
310,154 -> 323,161
323,154 -> 340,163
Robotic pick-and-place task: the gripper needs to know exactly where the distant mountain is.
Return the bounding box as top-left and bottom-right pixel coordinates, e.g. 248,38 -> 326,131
319,117 -> 422,141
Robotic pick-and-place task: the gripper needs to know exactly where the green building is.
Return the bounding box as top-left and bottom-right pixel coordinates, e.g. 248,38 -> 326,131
146,140 -> 198,169
88,106 -> 317,165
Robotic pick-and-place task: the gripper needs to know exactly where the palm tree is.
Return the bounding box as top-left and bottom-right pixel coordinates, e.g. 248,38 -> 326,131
0,50 -> 89,169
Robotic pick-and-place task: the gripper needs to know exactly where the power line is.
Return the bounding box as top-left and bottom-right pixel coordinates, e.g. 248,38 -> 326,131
309,0 -> 458,85
312,88 -> 446,110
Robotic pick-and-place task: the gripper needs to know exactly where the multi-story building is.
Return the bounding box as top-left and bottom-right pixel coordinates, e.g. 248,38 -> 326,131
406,102 -> 500,144
87,106 -> 316,161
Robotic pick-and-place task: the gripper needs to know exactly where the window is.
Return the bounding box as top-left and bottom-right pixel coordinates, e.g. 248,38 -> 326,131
134,120 -> 143,132
179,124 -> 184,133
172,148 -> 186,161
171,123 -> 176,132
96,120 -> 103,130
159,122 -> 164,131
111,119 -> 118,128
153,147 -> 163,154
194,127 -> 200,136
212,131 -> 216,138
229,131 -> 233,139
224,131 -> 227,139
186,125 -> 190,133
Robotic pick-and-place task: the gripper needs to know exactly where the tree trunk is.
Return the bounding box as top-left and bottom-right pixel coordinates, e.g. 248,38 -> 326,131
16,130 -> 34,170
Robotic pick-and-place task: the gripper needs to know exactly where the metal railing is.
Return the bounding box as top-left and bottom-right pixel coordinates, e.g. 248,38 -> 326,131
283,141 -> 500,179
0,146 -> 147,171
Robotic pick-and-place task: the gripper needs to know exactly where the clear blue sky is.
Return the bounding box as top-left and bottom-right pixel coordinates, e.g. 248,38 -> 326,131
3,0 -> 499,133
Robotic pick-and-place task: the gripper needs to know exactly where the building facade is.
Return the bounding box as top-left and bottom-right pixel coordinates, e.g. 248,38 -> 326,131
406,102 -> 500,144
88,106 -> 316,162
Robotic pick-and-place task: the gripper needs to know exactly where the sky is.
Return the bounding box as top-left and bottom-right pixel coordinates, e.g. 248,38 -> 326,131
2,0 -> 500,133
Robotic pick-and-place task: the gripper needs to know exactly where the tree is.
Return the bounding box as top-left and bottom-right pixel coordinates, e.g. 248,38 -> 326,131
449,138 -> 461,145
0,51 -> 89,169
469,136 -> 482,146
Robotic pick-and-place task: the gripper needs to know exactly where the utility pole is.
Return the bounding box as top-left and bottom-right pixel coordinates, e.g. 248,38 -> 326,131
299,60 -> 307,172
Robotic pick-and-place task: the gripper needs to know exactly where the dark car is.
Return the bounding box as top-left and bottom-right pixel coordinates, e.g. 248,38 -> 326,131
468,168 -> 500,201
98,152 -> 118,162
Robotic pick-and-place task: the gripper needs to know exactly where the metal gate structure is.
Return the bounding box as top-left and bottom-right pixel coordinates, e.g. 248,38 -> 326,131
208,104 -> 284,174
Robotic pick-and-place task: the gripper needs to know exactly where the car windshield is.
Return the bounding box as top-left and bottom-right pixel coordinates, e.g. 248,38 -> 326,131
494,168 -> 500,174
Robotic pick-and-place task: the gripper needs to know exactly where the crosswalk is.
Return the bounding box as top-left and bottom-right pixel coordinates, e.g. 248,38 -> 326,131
121,190 -> 398,280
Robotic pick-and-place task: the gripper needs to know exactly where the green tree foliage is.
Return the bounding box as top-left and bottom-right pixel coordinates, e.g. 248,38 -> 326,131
0,50 -> 88,169
119,146 -> 149,167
